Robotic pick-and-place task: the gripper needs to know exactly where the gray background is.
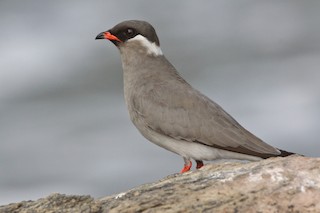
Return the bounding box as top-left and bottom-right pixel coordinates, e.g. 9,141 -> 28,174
1,0 -> 319,205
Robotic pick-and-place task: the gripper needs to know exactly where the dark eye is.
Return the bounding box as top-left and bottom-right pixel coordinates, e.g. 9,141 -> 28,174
126,28 -> 134,36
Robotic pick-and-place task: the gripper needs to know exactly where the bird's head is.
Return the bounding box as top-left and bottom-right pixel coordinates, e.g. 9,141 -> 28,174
96,20 -> 163,57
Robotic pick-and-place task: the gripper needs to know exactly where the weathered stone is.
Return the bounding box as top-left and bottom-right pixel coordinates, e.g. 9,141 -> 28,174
0,194 -> 101,213
1,156 -> 319,213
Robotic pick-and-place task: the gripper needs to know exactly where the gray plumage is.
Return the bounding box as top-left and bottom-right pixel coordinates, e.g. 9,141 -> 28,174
96,20 -> 293,172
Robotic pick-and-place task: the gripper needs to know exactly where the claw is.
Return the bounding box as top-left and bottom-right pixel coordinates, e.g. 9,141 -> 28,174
180,158 -> 192,173
180,162 -> 192,173
196,160 -> 204,169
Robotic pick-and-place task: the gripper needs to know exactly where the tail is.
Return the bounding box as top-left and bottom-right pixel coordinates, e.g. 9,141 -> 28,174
278,149 -> 299,157
260,149 -> 299,159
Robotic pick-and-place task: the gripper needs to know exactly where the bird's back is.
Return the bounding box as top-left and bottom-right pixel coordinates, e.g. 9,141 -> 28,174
123,55 -> 283,158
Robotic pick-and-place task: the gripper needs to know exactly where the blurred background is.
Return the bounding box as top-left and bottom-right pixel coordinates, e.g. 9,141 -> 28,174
1,0 -> 319,205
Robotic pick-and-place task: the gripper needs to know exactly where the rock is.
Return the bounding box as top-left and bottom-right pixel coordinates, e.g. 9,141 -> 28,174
1,155 -> 319,213
0,194 -> 101,213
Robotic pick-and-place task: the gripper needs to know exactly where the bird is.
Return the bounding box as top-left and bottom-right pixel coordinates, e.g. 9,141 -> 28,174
95,20 -> 294,173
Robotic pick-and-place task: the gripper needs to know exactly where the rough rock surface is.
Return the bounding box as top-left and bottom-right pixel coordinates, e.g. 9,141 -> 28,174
1,156 -> 319,213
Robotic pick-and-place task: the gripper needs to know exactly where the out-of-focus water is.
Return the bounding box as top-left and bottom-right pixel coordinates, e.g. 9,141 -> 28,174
1,0 -> 319,205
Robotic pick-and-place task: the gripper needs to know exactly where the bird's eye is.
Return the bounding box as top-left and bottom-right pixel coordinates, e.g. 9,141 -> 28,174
126,28 -> 134,36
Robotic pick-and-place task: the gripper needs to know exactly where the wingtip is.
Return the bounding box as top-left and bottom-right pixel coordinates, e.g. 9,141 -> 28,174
278,149 -> 298,157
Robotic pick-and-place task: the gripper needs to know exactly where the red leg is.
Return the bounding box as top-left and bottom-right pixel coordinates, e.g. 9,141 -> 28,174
180,158 -> 192,173
196,160 -> 204,169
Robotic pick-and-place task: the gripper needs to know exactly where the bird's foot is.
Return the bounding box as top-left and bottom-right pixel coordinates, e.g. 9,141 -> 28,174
180,159 -> 192,173
196,160 -> 204,169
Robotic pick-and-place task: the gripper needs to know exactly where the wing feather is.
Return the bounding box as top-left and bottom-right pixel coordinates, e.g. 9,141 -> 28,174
131,76 -> 280,157
124,53 -> 280,157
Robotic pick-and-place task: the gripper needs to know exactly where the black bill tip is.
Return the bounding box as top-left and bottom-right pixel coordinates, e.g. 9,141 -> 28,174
95,32 -> 105,40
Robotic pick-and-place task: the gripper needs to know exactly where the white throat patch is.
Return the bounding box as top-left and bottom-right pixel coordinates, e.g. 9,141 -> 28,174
128,35 -> 163,56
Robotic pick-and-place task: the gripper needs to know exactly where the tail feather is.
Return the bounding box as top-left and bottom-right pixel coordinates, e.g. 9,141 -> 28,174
260,149 -> 299,159
278,149 -> 298,157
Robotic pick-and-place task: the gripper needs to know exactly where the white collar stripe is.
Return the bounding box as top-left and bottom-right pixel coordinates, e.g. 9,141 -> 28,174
129,35 -> 163,56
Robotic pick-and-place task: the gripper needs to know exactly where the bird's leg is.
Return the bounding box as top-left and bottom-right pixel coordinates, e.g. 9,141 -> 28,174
196,160 -> 204,169
180,158 -> 192,173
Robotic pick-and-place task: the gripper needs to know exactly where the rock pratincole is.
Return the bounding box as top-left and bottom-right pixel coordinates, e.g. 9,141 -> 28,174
95,20 -> 294,173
